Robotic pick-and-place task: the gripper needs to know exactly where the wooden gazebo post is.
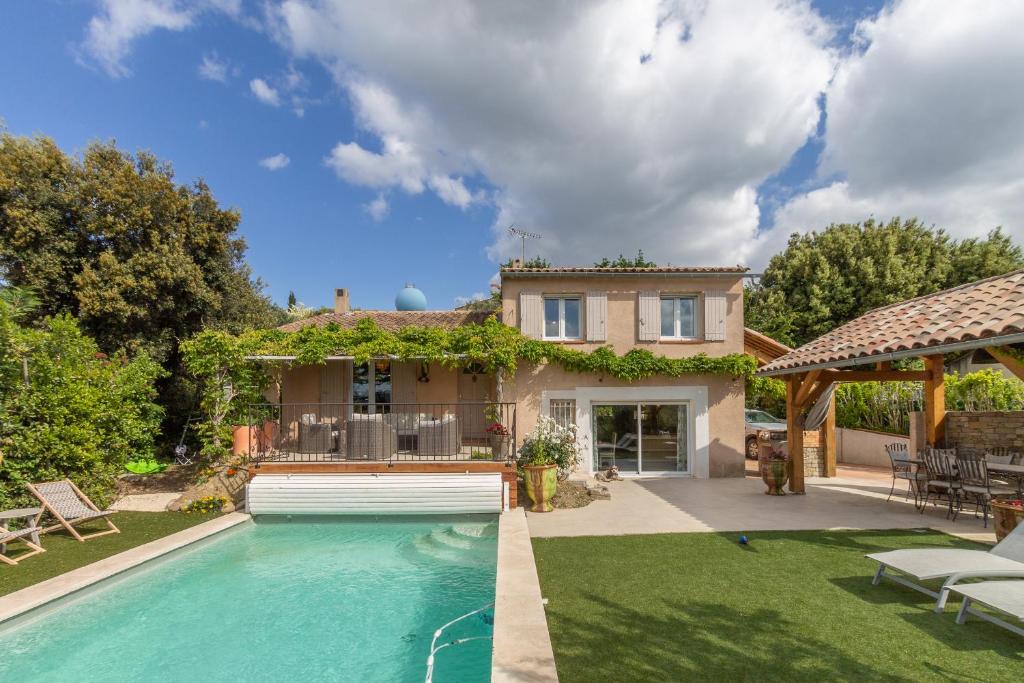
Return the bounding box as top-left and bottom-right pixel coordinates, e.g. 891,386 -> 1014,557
923,355 -> 946,446
786,374 -> 805,494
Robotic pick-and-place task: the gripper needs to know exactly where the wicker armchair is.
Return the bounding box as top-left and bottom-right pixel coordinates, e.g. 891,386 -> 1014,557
347,414 -> 397,460
416,416 -> 461,458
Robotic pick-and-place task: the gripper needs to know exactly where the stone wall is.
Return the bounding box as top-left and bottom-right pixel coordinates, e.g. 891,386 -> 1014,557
944,411 -> 1024,457
802,445 -> 826,477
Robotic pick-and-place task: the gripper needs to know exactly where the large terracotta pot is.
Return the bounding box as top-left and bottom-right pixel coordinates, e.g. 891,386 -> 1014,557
490,434 -> 512,460
231,421 -> 277,456
992,500 -> 1024,541
524,464 -> 558,512
759,457 -> 789,495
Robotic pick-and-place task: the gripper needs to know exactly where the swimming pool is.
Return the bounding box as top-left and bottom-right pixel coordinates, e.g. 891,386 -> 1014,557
0,516 -> 498,682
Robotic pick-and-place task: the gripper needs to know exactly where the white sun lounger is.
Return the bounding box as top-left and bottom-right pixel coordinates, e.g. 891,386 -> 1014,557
951,581 -> 1024,637
866,522 -> 1024,611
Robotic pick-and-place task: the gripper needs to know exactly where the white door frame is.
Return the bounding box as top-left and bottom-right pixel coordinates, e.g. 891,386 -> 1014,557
570,385 -> 709,479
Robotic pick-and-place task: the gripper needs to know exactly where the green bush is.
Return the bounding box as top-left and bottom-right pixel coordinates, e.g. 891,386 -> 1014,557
183,495 -> 226,514
0,307 -> 164,508
747,369 -> 1024,435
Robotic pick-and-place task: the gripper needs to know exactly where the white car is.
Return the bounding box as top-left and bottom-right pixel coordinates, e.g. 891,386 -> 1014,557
744,409 -> 787,459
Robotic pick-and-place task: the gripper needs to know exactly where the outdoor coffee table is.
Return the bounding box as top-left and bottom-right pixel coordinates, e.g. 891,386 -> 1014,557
0,507 -> 43,546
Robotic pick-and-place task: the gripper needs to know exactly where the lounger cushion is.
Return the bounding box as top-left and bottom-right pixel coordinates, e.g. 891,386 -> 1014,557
951,581 -> 1024,620
868,549 -> 1024,581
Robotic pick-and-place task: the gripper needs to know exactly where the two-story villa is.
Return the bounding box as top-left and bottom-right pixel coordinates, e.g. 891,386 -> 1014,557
249,264 -> 747,492
500,264 -> 747,478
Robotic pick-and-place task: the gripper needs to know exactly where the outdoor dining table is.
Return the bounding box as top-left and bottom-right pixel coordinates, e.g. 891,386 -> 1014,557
986,462 -> 1024,498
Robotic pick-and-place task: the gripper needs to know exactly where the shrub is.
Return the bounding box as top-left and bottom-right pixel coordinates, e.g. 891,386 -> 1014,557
0,308 -> 164,508
183,495 -> 227,514
518,416 -> 581,480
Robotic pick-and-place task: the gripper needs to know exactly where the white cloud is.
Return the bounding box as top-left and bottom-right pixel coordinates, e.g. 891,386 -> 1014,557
364,193 -> 390,221
82,0 -> 194,78
259,153 -> 291,170
249,78 -> 281,106
79,0 -> 248,78
454,291 -> 488,306
269,0 -> 836,266
197,51 -> 229,82
763,0 -> 1024,265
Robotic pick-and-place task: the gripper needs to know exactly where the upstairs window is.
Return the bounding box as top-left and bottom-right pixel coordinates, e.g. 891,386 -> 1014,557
660,296 -> 696,339
544,296 -> 581,340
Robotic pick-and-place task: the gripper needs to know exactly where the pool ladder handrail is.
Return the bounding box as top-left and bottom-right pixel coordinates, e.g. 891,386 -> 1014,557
424,602 -> 494,683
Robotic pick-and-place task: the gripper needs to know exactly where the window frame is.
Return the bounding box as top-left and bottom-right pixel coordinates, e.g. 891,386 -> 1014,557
659,295 -> 698,340
542,295 -> 583,340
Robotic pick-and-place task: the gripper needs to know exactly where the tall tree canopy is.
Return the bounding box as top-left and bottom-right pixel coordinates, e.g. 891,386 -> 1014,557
0,133 -> 283,443
0,133 -> 282,360
745,218 -> 1024,347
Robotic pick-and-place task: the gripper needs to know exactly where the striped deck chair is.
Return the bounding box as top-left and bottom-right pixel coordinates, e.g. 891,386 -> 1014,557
27,479 -> 120,542
0,521 -> 45,565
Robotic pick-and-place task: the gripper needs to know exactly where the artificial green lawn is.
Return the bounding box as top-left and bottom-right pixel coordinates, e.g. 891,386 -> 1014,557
533,529 -> 1024,682
0,511 -> 220,597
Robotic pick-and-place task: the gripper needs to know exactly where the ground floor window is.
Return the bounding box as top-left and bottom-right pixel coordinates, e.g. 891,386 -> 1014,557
592,402 -> 689,473
353,360 -> 392,410
549,399 -> 576,429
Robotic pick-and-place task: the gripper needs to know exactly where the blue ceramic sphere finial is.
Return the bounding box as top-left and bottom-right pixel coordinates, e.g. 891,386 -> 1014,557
395,283 -> 427,311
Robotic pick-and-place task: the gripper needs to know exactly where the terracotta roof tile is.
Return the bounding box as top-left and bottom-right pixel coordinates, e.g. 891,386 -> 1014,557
501,265 -> 748,274
759,270 -> 1024,375
278,310 -> 495,333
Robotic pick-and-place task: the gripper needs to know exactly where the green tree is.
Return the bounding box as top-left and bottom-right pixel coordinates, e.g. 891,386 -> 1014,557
594,249 -> 657,267
287,290 -> 297,308
0,302 -> 165,507
745,219 -> 1024,347
0,133 -> 285,443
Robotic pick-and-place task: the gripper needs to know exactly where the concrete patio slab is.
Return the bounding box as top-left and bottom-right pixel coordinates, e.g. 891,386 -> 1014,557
528,471 -> 997,544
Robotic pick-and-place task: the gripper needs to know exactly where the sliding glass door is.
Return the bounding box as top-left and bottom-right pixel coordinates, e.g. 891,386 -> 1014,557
592,402 -> 689,474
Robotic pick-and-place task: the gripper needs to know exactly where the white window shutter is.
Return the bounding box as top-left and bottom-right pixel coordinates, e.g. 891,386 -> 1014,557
519,291 -> 543,339
637,291 -> 660,341
704,291 -> 727,341
585,291 -> 607,342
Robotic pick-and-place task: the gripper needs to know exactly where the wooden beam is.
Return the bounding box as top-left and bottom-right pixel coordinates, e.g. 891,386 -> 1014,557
793,369 -> 822,409
786,375 -> 805,494
876,360 -> 891,371
818,369 -> 931,383
989,346 -> 1024,381
823,395 -> 836,478
923,355 -> 946,446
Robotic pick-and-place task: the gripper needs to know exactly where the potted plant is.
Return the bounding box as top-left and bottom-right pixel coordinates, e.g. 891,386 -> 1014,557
757,430 -> 789,495
992,498 -> 1024,541
486,422 -> 512,460
517,417 -> 581,512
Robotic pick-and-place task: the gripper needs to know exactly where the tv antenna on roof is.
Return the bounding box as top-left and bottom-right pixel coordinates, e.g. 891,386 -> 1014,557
507,225 -> 542,263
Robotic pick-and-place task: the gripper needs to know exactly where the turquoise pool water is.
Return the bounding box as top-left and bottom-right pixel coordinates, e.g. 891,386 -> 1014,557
0,516 -> 498,682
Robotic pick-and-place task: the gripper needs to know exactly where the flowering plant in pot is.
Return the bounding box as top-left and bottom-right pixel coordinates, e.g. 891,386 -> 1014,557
485,422 -> 512,460
517,417 -> 581,512
992,498 -> 1024,542
757,431 -> 789,495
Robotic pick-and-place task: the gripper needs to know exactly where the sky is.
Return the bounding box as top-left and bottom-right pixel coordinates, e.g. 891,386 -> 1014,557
1,0 -> 1022,311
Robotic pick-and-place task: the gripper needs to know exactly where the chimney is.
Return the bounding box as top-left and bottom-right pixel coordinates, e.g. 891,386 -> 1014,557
334,288 -> 350,314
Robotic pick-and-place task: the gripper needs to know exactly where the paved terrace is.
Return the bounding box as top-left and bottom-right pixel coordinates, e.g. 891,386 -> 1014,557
528,465 -> 997,543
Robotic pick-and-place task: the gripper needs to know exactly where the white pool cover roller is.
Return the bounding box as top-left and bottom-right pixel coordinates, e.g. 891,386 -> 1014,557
246,473 -> 504,515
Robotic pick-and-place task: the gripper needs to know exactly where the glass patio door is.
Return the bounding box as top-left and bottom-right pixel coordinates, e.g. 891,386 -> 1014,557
592,402 -> 689,474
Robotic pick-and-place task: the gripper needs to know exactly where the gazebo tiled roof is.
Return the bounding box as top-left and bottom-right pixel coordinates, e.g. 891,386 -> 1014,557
759,269 -> 1024,376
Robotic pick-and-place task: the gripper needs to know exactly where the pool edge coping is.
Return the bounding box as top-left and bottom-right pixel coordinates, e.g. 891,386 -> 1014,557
492,507 -> 559,682
0,512 -> 250,624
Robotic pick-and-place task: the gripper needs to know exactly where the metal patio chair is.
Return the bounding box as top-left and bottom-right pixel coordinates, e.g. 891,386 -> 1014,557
920,447 -> 960,519
884,442 -> 924,504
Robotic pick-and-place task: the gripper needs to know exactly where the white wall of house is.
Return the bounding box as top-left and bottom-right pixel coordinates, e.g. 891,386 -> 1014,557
541,385 -> 710,479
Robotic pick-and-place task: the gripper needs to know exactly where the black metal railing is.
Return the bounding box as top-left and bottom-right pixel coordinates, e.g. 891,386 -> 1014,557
242,402 -> 516,464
